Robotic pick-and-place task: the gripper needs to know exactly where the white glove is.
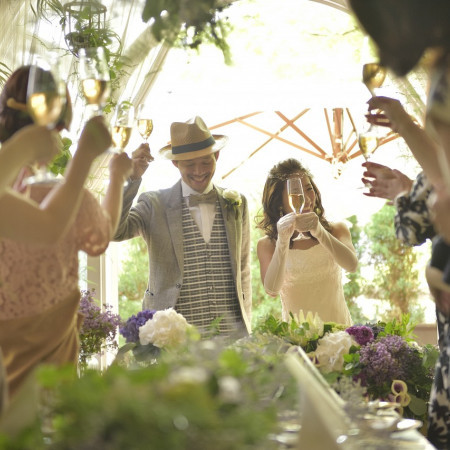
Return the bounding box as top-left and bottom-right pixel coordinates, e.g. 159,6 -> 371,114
295,212 -> 319,233
263,213 -> 296,296
277,212 -> 297,245
307,218 -> 358,272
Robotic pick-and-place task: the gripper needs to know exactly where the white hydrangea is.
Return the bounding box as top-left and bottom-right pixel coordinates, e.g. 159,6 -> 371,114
139,308 -> 191,348
313,330 -> 357,373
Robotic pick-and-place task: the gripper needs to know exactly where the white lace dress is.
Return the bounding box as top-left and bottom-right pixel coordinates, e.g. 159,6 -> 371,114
279,244 -> 352,325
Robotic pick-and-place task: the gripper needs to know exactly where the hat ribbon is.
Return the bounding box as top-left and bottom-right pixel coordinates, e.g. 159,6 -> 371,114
172,136 -> 215,155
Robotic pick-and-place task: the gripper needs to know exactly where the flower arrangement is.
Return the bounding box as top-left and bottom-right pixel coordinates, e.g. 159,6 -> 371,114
256,311 -> 439,423
78,289 -> 122,369
117,308 -> 200,363
222,189 -> 242,220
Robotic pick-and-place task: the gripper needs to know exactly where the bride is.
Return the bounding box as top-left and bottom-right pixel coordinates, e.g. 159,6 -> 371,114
256,158 -> 358,325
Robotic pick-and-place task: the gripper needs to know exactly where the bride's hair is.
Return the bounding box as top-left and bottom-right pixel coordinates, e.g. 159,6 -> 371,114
256,158 -> 330,241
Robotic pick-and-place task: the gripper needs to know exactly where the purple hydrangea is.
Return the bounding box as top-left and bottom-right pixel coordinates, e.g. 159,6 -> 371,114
120,309 -> 157,343
78,290 -> 122,364
79,290 -> 122,339
357,335 -> 420,388
345,325 -> 374,346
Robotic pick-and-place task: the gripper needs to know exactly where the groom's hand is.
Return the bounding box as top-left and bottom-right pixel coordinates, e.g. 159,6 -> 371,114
130,143 -> 153,180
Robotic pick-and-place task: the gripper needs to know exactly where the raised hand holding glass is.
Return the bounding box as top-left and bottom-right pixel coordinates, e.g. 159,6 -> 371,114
24,54 -> 67,185
136,103 -> 153,143
79,47 -> 110,116
287,177 -> 308,240
111,101 -> 134,153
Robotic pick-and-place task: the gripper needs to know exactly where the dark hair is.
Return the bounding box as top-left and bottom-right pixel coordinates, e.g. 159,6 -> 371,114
349,0 -> 450,76
0,65 -> 72,143
256,158 -> 331,242
0,66 -> 33,143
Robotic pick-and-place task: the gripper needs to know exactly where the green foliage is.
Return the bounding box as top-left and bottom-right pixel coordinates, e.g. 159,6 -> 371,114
377,314 -> 418,340
48,137 -> 72,176
363,204 -> 421,318
343,215 -> 370,324
141,0 -> 234,64
4,335 -> 296,449
118,238 -> 149,304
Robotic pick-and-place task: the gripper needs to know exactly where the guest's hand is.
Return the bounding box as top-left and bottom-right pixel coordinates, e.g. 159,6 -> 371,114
130,143 -> 153,180
109,153 -> 132,184
362,162 -> 413,203
294,212 -> 319,233
77,116 -> 112,160
277,212 -> 297,244
365,96 -> 413,132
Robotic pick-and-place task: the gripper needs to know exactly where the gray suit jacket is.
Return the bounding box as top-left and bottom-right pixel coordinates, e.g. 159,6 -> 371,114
114,179 -> 252,333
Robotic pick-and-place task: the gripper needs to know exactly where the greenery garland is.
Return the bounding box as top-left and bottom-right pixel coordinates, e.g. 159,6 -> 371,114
142,0 -> 234,64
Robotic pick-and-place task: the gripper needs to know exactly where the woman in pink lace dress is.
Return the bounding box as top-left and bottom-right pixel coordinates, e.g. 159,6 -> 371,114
256,159 -> 357,325
0,66 -> 132,400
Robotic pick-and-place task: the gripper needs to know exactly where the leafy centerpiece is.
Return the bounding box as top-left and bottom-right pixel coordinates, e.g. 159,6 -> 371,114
256,312 -> 439,424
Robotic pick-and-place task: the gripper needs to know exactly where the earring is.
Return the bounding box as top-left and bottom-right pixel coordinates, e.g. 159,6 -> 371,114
279,208 -> 284,218
314,206 -> 322,215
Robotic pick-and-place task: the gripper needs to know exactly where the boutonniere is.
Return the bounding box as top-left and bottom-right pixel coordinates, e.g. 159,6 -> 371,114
223,189 -> 242,220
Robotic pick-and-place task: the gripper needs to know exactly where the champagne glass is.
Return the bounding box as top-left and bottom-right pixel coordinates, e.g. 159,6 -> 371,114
359,61 -> 384,169
362,63 -> 386,97
358,122 -> 379,162
111,101 -> 134,153
78,47 -> 110,116
287,177 -> 308,240
136,103 -> 154,143
24,54 -> 67,185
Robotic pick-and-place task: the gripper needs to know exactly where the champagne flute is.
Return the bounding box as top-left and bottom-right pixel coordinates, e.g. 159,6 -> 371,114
111,101 -> 134,153
358,123 -> 379,162
362,63 -> 386,97
287,177 -> 308,240
78,47 -> 110,116
359,62 -> 384,168
136,104 -> 154,143
24,54 -> 67,185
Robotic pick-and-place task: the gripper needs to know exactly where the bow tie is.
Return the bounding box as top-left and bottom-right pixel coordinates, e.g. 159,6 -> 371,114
188,189 -> 217,206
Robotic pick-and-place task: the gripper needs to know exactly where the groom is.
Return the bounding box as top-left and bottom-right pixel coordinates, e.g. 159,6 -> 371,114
114,116 -> 251,337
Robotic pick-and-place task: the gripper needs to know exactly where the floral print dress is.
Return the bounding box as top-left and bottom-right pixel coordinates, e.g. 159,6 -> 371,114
425,56 -> 450,450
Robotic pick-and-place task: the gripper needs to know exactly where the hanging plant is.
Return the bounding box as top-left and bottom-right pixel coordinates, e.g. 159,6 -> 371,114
33,0 -> 124,113
141,0 -> 234,64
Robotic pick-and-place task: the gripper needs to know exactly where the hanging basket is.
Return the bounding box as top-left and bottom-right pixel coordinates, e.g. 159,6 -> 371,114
63,0 -> 107,56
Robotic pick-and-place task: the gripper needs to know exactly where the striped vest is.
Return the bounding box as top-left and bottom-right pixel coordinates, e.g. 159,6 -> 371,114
176,199 -> 244,336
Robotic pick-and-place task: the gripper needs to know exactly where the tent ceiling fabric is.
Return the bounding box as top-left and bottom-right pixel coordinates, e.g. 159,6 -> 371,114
209,109 -> 398,179
0,0 -> 417,184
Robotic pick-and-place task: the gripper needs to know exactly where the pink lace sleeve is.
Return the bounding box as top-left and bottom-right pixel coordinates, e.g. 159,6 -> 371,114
74,189 -> 112,256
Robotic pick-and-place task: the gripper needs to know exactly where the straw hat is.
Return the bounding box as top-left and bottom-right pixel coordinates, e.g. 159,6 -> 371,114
159,116 -> 228,161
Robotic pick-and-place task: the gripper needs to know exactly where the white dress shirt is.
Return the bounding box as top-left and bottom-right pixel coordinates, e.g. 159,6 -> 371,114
181,180 -> 216,243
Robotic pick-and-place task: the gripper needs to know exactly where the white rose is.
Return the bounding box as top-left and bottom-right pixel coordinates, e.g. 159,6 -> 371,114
223,189 -> 242,205
139,308 -> 191,348
313,331 -> 357,373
